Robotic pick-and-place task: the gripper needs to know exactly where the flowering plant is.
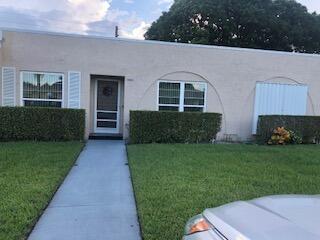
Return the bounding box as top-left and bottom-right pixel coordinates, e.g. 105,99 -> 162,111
268,127 -> 291,145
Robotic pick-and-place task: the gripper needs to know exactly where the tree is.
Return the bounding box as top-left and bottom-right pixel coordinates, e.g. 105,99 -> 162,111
145,0 -> 320,53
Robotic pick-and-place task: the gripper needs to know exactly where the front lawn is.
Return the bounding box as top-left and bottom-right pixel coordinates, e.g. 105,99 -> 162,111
0,141 -> 84,240
128,144 -> 320,240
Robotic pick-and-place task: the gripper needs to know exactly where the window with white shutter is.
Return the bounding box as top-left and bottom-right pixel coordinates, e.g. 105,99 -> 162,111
68,71 -> 81,109
21,71 -> 63,108
252,82 -> 308,134
2,67 -> 16,106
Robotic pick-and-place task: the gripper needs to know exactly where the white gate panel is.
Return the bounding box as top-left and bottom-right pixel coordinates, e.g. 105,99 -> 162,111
252,82 -> 308,134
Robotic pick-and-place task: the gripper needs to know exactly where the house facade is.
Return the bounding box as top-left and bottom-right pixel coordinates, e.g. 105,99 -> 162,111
0,28 -> 320,141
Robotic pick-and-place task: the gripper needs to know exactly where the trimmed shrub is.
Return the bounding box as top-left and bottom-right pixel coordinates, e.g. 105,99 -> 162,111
257,115 -> 320,144
0,107 -> 85,141
130,111 -> 222,144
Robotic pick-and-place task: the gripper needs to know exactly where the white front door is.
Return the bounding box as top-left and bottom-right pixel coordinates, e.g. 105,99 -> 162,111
95,79 -> 120,134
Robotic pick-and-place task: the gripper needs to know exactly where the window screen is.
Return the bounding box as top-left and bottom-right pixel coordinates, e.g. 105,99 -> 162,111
158,81 -> 206,112
22,72 -> 63,108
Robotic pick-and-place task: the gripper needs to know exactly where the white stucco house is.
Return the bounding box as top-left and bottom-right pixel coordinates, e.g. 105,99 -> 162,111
0,28 -> 319,141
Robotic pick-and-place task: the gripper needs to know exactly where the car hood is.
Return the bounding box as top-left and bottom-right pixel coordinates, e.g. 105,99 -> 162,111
203,195 -> 320,240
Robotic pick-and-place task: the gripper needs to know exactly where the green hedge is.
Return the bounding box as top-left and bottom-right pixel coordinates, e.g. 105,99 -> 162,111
130,111 -> 222,144
257,115 -> 320,144
0,107 -> 85,141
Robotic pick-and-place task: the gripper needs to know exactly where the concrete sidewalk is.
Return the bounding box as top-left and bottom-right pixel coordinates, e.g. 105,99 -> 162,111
28,140 -> 141,240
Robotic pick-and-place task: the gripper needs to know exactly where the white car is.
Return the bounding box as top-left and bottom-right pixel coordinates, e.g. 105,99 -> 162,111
183,195 -> 320,240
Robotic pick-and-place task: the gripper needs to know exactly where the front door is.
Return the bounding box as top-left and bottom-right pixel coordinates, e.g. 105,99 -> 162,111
95,80 -> 120,134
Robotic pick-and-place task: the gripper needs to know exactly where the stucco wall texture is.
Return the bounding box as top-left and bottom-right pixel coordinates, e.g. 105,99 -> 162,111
1,29 -> 320,141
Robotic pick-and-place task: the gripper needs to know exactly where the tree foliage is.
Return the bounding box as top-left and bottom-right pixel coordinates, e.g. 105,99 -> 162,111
145,0 -> 320,53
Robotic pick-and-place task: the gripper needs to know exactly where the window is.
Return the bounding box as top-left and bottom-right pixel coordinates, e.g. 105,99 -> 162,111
158,82 -> 180,111
158,81 -> 206,112
252,82 -> 308,134
184,82 -> 206,112
22,71 -> 63,108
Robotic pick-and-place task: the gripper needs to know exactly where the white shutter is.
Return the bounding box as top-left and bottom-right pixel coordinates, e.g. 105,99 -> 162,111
68,71 -> 81,109
2,67 -> 16,106
252,82 -> 308,134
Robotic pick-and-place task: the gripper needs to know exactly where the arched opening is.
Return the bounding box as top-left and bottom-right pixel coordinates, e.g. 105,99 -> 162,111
239,77 -> 315,141
137,71 -> 227,139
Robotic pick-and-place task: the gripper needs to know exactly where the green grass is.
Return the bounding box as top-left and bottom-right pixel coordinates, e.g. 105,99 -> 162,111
127,144 -> 320,240
0,141 -> 84,240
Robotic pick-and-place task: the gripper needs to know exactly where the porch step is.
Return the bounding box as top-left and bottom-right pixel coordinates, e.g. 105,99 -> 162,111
89,133 -> 123,140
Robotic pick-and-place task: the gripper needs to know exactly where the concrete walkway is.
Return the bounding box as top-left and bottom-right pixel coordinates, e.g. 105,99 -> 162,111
28,140 -> 141,240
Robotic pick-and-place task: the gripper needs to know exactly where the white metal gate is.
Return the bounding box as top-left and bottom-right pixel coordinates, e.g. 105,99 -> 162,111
252,82 -> 308,134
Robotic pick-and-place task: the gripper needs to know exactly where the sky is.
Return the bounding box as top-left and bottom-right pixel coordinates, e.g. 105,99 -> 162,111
0,0 -> 319,40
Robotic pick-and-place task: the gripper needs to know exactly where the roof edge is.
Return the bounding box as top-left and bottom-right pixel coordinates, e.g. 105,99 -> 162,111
1,27 -> 320,58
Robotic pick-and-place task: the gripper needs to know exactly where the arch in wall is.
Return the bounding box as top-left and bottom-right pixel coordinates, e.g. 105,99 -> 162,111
136,70 -> 227,138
